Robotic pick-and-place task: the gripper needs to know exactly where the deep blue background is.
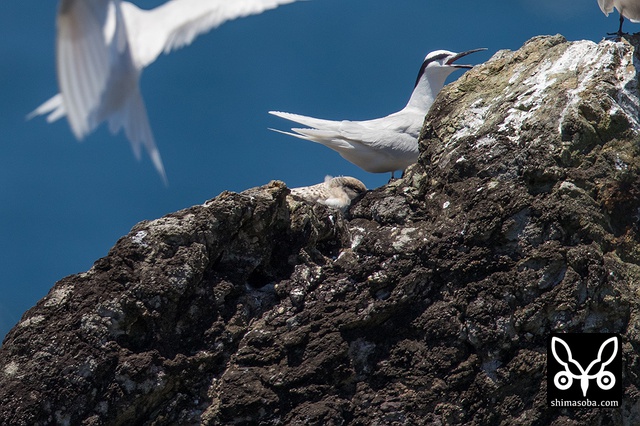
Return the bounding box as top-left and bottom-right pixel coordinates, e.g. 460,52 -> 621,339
0,0 -> 615,341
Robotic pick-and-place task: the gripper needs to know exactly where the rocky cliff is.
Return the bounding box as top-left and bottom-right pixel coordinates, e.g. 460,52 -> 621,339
2,34 -> 640,425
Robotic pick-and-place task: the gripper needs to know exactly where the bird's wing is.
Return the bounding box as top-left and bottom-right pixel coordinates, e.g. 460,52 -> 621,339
58,0 -> 167,183
56,0 -> 115,139
270,110 -> 419,172
122,0 -> 301,68
269,122 -> 381,163
597,0 -> 614,15
270,110 -> 416,151
270,110 -> 420,136
296,125 -> 413,152
290,125 -> 417,172
269,110 -> 369,150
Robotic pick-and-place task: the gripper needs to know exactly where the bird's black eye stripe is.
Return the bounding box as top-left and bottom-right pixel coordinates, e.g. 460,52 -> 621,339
414,53 -> 450,87
427,53 -> 450,62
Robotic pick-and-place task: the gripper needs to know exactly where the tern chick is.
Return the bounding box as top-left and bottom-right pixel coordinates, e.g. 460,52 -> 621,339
598,0 -> 640,35
290,176 -> 367,210
269,49 -> 485,178
29,0 -> 301,183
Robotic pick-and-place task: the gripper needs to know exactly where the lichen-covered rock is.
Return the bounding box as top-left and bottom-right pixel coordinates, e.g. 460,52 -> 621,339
2,34 -> 640,425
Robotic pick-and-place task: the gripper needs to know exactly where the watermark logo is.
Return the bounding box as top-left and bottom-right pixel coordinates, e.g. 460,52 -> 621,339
547,333 -> 622,407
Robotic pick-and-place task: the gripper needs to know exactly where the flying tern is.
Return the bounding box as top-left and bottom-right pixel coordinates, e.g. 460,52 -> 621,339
598,0 -> 640,35
29,0 -> 301,183
290,175 -> 367,210
269,49 -> 485,178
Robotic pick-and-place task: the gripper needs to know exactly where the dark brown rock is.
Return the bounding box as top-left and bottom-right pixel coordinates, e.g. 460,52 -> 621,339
2,34 -> 640,425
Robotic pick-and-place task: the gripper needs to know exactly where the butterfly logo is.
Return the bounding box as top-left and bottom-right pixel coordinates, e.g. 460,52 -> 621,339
551,336 -> 618,397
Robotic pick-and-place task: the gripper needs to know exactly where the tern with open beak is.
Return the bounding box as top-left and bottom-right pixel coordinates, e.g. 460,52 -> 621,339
269,48 -> 486,178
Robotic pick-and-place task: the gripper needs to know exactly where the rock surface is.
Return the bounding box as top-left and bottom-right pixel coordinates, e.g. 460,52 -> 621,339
2,34 -> 640,425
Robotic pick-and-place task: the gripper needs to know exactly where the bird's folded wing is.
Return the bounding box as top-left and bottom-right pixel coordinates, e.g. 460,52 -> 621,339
270,111 -> 411,150
125,0 -> 301,68
289,126 -> 412,154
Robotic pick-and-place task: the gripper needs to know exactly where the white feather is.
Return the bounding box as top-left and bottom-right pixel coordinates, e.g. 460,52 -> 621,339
598,0 -> 640,24
270,49 -> 484,175
30,0 -> 301,182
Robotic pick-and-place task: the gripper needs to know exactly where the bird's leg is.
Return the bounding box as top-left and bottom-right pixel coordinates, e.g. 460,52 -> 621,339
607,13 -> 626,38
618,13 -> 625,37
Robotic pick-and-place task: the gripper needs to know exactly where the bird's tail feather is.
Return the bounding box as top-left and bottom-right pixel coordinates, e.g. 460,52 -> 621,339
269,110 -> 342,131
108,88 -> 168,185
268,127 -> 312,140
27,94 -> 66,123
269,126 -> 354,152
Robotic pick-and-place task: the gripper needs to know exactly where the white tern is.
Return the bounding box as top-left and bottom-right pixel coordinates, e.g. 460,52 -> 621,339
269,49 -> 485,178
29,0 -> 300,183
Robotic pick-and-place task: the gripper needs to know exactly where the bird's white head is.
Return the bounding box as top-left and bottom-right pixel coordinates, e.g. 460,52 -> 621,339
405,48 -> 485,113
414,48 -> 486,88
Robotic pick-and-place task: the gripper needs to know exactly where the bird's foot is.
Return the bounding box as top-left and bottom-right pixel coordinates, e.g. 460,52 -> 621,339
605,31 -> 626,41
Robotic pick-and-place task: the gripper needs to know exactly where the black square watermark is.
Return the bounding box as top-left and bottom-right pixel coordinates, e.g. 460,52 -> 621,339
547,333 -> 622,407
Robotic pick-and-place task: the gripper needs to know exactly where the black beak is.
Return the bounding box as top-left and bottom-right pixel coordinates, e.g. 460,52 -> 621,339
446,48 -> 487,69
